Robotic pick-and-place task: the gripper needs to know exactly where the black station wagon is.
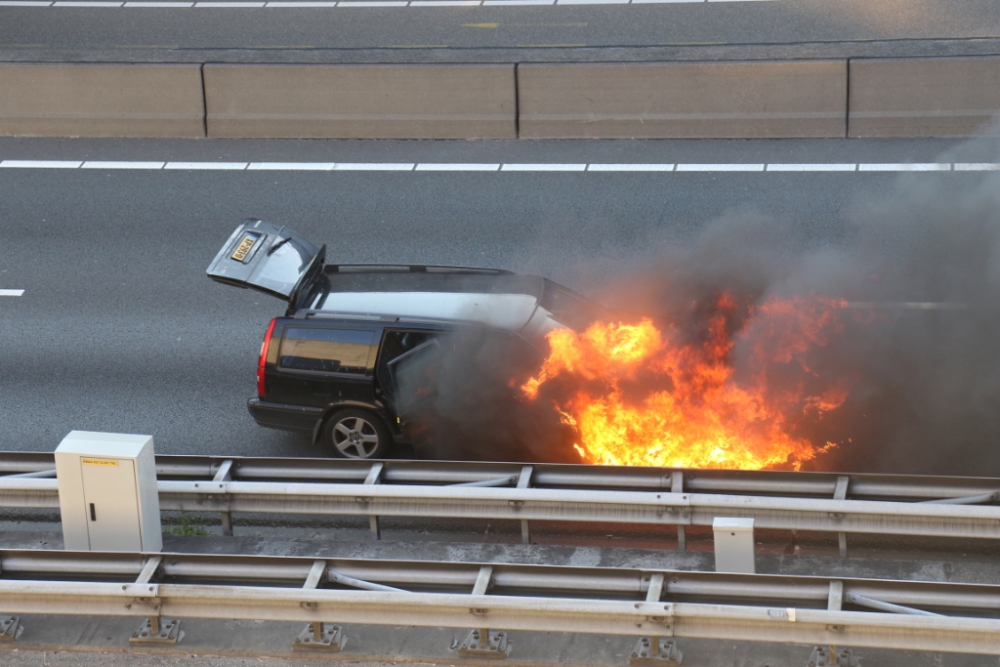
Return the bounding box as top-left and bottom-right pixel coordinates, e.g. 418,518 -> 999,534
207,219 -> 602,460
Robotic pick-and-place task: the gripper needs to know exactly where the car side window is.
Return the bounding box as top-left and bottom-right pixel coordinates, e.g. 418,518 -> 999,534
380,330 -> 436,365
279,327 -> 375,375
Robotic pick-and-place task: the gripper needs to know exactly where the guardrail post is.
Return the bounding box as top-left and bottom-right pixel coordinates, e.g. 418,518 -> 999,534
364,463 -> 384,540
671,471 -> 686,551
807,645 -> 858,667
517,466 -> 533,544
833,476 -> 849,557
129,556 -> 179,645
0,558 -> 19,641
815,580 -> 858,666
293,559 -> 345,651
630,574 -> 680,665
131,615 -> 180,645
213,459 -> 235,536
0,616 -> 20,642
458,565 -> 508,658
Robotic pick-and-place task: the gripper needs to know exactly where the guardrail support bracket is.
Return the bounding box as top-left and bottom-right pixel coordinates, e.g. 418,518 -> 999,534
130,616 -> 180,645
294,622 -> 344,651
807,646 -> 857,667
629,637 -> 681,666
0,616 -> 20,642
458,629 -> 508,659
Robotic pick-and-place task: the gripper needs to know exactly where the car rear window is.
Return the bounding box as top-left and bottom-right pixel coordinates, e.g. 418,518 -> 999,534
279,327 -> 374,374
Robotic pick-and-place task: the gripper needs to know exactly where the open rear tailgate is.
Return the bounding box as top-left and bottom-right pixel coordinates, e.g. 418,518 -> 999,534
206,219 -> 325,302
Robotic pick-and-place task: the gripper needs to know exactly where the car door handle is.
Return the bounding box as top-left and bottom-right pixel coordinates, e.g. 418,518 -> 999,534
89,503 -> 96,521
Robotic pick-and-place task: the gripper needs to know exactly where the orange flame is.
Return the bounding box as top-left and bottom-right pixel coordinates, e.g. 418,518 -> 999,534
522,294 -> 848,470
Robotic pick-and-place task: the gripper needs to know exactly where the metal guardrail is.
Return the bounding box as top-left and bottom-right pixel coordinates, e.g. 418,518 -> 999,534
1,549 -> 1000,655
2,454 -> 999,549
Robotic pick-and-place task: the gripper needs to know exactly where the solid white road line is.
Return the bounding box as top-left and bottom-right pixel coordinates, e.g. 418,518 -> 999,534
3,160 -> 1000,172
0,289 -> 25,297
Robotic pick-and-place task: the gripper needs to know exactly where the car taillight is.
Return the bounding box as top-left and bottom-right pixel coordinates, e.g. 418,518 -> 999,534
257,318 -> 277,397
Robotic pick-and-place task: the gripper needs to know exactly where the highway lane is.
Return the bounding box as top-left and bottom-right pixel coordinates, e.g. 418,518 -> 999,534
1,136 -> 999,473
0,0 -> 998,62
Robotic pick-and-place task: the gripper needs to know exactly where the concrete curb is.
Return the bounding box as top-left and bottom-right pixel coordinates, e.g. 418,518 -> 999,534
0,56 -> 998,139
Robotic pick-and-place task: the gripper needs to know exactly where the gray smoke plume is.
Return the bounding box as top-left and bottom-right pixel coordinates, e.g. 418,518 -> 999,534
399,138 -> 1000,475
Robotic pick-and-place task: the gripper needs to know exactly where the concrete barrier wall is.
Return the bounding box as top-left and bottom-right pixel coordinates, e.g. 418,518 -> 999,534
0,64 -> 204,138
203,64 -> 516,139
849,57 -> 1000,137
517,61 -> 847,139
2,58 -> 999,140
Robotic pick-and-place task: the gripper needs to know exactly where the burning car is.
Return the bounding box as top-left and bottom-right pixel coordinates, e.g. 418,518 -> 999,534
206,219 -> 605,459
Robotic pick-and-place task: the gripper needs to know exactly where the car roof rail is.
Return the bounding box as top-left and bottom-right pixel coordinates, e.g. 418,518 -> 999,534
325,264 -> 513,275
296,310 -> 392,321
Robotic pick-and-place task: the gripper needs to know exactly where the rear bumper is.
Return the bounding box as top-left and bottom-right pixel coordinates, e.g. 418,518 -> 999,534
248,398 -> 323,432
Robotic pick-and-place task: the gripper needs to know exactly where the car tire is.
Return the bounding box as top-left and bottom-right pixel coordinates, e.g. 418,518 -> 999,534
323,408 -> 392,460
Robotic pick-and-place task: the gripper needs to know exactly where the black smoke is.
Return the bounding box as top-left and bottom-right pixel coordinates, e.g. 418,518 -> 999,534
393,325 -> 578,463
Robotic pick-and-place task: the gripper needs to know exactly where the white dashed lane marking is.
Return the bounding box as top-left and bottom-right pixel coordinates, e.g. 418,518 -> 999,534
675,163 -> 764,171
858,163 -> 953,172
502,163 -> 587,171
415,163 -> 501,170
765,163 -> 857,172
247,162 -> 338,170
0,289 -> 25,297
1,160 -> 996,172
162,161 -> 250,170
0,160 -> 83,168
82,161 -> 166,169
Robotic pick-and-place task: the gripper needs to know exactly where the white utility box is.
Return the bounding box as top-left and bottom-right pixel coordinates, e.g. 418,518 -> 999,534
54,431 -> 162,552
713,517 -> 755,574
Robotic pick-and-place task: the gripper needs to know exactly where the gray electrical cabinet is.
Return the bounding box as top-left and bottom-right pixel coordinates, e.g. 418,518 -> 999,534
713,517 -> 755,574
55,431 -> 162,553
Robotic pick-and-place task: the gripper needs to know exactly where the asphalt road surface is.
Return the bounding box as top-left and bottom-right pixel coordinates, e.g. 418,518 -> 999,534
2,135 -> 999,469
1,0 -> 999,63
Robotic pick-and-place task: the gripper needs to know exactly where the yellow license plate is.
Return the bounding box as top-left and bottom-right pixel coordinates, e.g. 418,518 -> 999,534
231,233 -> 261,262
